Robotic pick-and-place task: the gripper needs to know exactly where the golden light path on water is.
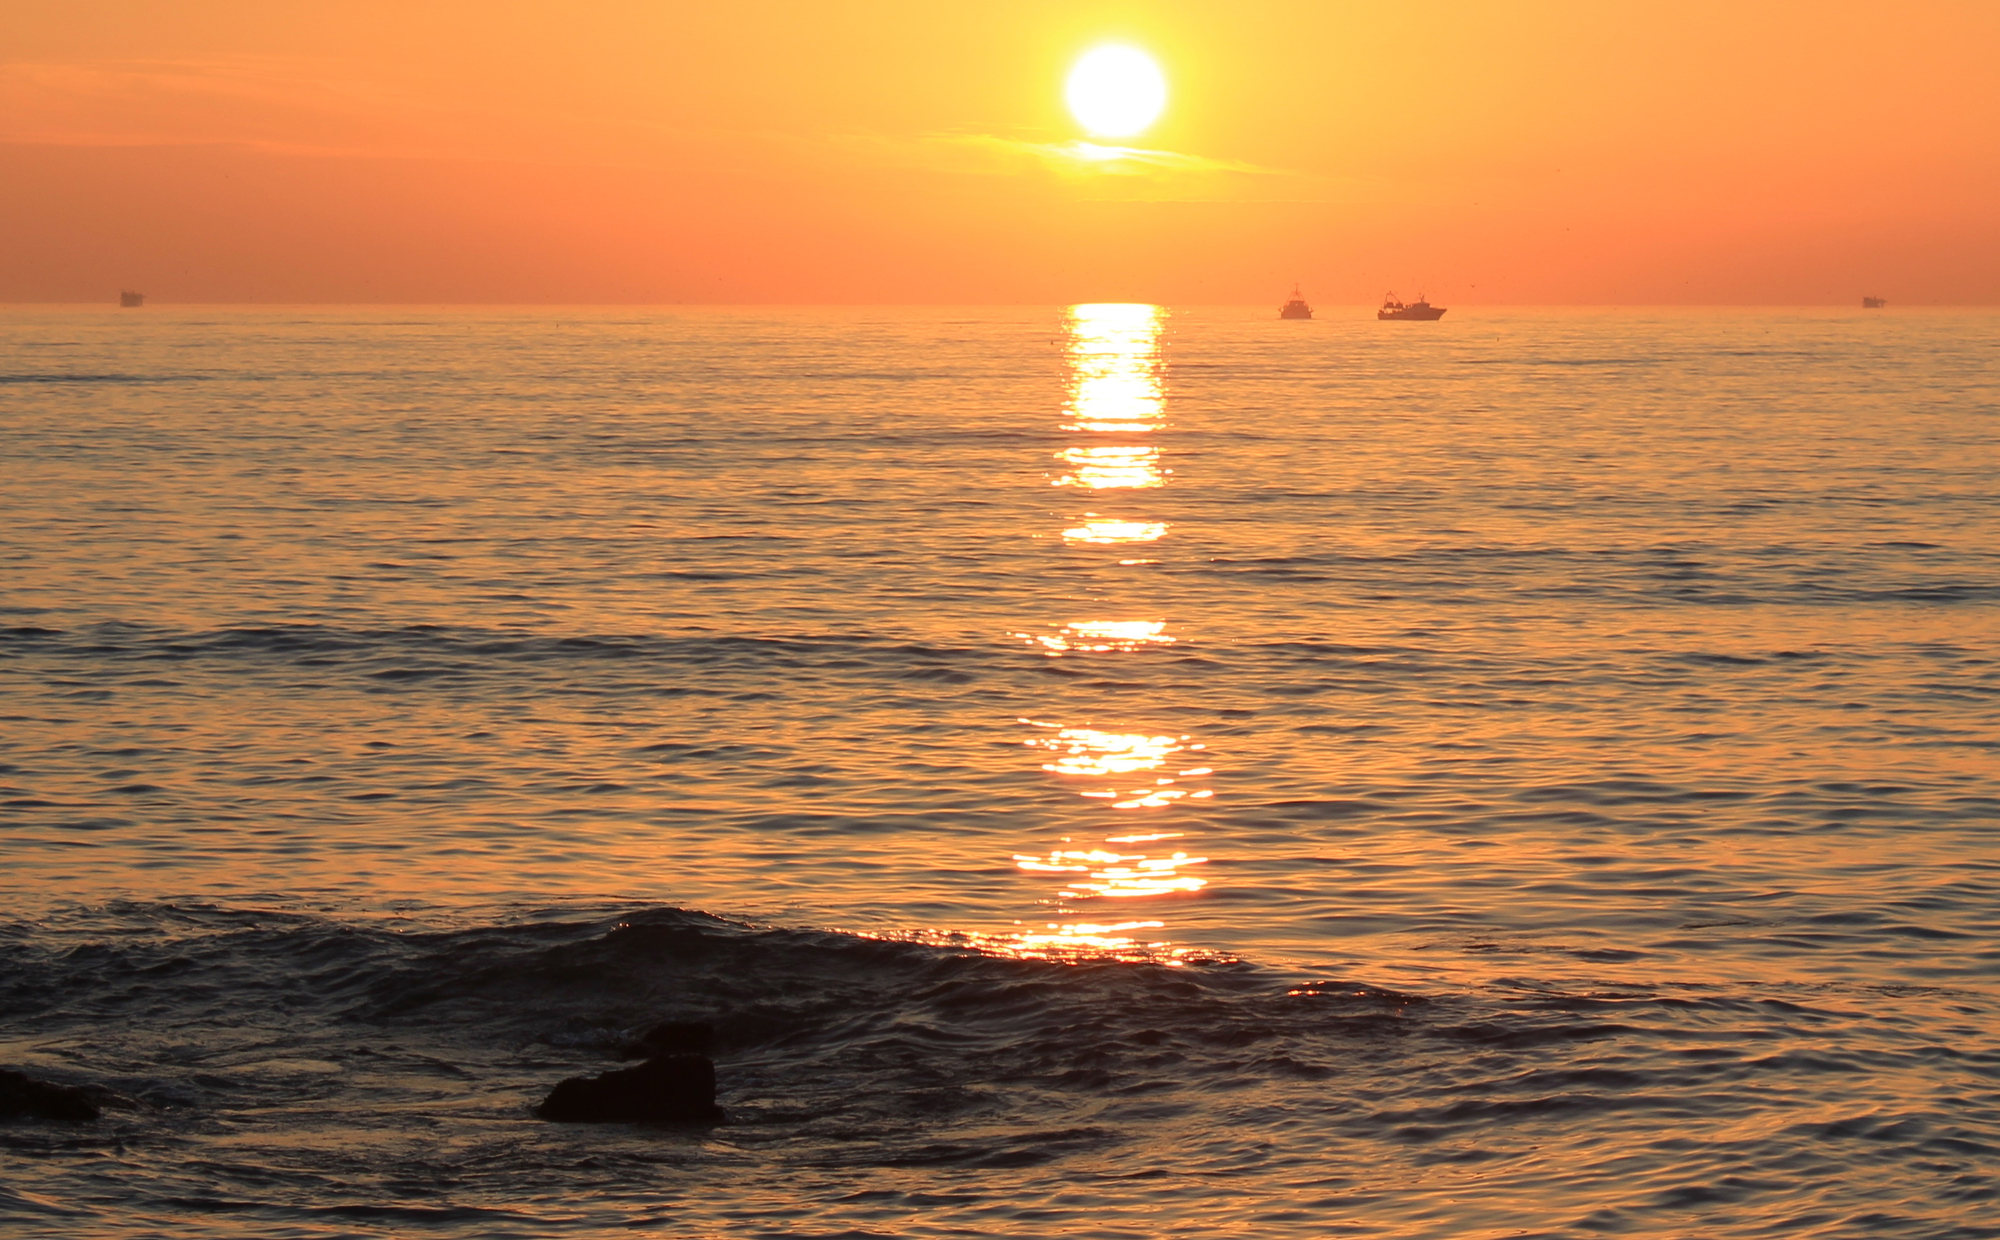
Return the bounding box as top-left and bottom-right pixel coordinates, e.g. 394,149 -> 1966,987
1018,619 -> 1174,654
1061,516 -> 1167,545
992,302 -> 1216,965
1062,300 -> 1166,429
1053,444 -> 1166,489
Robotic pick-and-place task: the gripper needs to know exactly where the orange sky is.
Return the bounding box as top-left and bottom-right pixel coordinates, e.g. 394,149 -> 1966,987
3,0 -> 1996,304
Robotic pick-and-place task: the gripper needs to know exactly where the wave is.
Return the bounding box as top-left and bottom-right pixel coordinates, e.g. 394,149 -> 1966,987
10,900 -> 1971,1109
1,903 -> 1426,1069
3,900 -> 1713,1142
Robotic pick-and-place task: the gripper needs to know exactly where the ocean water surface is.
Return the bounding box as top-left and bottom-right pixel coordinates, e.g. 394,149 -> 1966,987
1,304 -> 1996,1237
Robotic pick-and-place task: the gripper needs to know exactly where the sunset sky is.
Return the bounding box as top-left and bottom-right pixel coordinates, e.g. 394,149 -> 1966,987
4,0 -> 1996,304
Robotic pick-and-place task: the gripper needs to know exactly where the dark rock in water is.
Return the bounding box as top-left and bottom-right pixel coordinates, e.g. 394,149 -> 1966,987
621,1019 -> 715,1060
535,1055 -> 723,1125
0,1068 -> 101,1122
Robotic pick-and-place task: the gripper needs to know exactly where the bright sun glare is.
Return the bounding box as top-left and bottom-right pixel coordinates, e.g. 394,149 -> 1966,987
1065,45 -> 1167,139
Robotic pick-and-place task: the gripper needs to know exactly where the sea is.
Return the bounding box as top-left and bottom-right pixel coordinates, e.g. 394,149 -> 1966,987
2,303 -> 1996,1238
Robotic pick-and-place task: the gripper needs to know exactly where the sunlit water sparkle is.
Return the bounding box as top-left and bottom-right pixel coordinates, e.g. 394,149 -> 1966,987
1,304 -> 1996,1238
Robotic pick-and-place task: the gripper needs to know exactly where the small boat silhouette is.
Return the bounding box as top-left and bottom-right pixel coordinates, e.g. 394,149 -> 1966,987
1862,296 -> 1886,309
1379,293 -> 1444,321
1279,285 -> 1313,319
119,291 -> 145,308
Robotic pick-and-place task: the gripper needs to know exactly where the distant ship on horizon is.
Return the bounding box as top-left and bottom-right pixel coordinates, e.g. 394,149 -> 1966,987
1279,286 -> 1313,319
1862,295 -> 1886,309
119,291 -> 145,308
1379,293 -> 1445,321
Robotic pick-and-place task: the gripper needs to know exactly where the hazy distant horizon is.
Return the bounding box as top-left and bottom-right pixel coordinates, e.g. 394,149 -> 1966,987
8,299 -> 1997,308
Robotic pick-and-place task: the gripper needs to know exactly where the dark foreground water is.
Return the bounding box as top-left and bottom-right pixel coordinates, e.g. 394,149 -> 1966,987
2,304 -> 1996,1237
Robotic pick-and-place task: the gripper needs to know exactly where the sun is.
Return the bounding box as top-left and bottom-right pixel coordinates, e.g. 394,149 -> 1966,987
1065,45 -> 1167,139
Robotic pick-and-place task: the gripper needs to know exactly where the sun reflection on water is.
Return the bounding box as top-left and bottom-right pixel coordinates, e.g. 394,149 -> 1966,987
1014,846 -> 1210,898
1064,302 -> 1165,432
994,302 -> 1218,964
1020,620 -> 1174,654
1062,516 -> 1168,545
1020,723 -> 1213,804
1053,444 -> 1166,489
1005,922 -> 1187,964
907,921 -> 1218,966
1024,725 -> 1195,778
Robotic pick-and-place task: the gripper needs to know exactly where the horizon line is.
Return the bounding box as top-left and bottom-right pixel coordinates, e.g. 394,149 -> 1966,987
4,300 -> 1991,310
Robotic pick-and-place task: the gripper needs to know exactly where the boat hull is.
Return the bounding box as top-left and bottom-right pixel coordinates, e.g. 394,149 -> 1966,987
1279,306 -> 1312,319
1378,306 -> 1445,320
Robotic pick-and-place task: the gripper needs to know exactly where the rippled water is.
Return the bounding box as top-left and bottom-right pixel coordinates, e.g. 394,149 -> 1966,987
2,305 -> 1997,1237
